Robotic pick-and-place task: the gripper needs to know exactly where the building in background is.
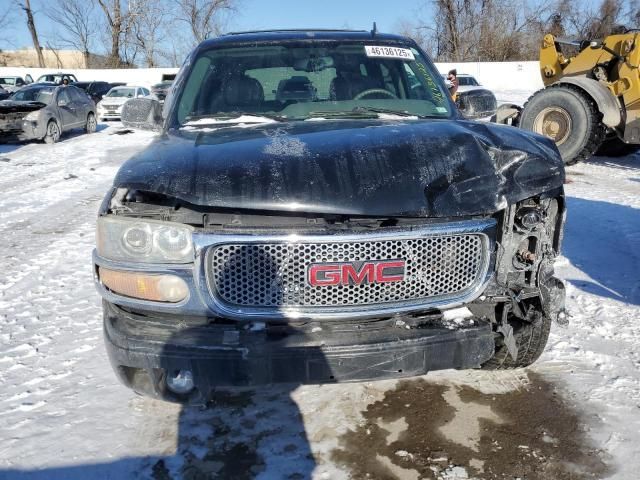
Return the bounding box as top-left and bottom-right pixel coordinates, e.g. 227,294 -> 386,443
0,48 -> 110,68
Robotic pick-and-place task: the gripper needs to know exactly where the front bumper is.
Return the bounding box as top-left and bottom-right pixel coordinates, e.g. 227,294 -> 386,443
98,105 -> 123,119
0,120 -> 43,142
103,301 -> 495,404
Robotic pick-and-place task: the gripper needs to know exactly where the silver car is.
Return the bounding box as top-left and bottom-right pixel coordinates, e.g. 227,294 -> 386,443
0,84 -> 96,144
0,75 -> 33,93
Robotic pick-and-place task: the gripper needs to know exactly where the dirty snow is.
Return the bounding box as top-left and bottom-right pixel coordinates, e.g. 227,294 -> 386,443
0,89 -> 639,479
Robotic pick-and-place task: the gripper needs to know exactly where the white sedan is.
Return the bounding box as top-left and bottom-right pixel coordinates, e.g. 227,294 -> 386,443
97,86 -> 152,121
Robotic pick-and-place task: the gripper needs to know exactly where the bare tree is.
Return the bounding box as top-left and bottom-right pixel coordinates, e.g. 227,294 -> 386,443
18,0 -> 45,67
45,42 -> 63,68
95,0 -> 128,67
129,0 -> 167,67
46,0 -> 95,67
407,0 -> 559,61
175,0 -> 237,45
0,8 -> 13,44
549,0 -> 635,40
396,18 -> 438,58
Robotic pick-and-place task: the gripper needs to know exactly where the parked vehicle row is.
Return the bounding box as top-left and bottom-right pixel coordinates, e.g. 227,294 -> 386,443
0,74 -> 170,143
0,83 -> 96,144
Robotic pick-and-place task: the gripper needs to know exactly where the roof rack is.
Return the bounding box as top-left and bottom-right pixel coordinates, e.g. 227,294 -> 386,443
224,28 -> 368,36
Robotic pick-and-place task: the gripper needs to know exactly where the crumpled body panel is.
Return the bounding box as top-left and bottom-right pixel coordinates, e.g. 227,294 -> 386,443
113,118 -> 564,217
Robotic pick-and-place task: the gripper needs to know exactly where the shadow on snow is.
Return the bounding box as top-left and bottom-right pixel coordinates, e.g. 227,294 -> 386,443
563,196 -> 640,306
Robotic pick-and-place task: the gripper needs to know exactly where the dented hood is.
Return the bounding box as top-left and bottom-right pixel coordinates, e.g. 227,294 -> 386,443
113,119 -> 564,217
0,100 -> 45,114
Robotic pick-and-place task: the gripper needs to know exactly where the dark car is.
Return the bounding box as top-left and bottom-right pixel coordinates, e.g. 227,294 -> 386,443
0,84 -> 96,143
150,80 -> 173,103
93,30 -> 566,404
73,81 -> 122,104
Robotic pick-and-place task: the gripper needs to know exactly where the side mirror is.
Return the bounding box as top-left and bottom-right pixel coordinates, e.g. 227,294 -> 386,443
456,89 -> 497,120
58,99 -> 68,107
121,97 -> 163,131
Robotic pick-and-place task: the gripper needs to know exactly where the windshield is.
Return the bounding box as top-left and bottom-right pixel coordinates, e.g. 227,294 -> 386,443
0,77 -> 16,85
11,86 -> 54,103
106,87 -> 136,98
458,77 -> 479,86
174,42 -> 453,125
37,74 -> 73,83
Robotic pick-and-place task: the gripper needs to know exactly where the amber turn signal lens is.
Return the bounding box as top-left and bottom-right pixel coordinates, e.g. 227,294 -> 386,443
99,267 -> 189,303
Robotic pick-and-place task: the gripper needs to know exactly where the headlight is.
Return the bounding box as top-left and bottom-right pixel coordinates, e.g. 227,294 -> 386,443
24,111 -> 40,121
98,267 -> 189,302
97,216 -> 194,263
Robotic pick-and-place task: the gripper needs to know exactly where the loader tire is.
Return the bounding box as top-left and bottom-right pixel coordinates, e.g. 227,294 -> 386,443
519,84 -> 606,166
481,314 -> 552,370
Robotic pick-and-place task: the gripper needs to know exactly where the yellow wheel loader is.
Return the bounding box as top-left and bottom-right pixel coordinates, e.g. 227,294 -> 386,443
497,33 -> 640,165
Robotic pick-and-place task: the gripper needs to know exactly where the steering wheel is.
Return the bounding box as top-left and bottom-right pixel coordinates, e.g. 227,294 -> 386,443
354,89 -> 398,100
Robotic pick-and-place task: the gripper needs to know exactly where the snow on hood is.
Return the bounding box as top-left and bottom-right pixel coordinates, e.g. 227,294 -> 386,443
183,115 -> 278,126
180,115 -> 278,132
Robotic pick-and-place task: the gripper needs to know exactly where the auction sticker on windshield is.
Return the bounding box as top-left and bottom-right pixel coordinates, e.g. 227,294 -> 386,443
365,46 -> 415,60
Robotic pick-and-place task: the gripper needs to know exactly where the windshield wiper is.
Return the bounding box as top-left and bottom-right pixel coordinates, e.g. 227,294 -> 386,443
307,110 -> 380,119
351,106 -> 422,118
307,107 -> 425,120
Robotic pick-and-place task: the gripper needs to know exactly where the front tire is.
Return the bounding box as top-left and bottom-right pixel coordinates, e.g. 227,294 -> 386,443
519,84 -> 605,165
44,120 -> 61,144
481,313 -> 551,370
85,113 -> 97,134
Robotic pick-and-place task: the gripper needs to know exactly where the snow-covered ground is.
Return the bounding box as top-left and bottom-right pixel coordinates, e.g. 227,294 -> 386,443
0,91 -> 638,479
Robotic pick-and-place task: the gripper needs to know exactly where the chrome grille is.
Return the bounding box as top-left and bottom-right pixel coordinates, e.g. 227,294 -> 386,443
206,226 -> 492,311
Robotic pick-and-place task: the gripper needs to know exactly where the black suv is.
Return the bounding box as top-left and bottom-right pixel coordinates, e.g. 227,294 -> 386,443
73,81 -> 124,104
93,30 -> 566,404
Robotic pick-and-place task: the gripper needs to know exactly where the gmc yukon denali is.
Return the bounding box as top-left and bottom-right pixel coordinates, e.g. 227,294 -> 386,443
93,30 -> 566,404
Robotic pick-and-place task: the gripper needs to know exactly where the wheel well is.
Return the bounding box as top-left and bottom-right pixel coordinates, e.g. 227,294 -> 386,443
554,77 -> 621,128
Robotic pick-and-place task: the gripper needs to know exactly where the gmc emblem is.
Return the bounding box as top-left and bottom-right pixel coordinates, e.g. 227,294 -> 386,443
307,259 -> 405,287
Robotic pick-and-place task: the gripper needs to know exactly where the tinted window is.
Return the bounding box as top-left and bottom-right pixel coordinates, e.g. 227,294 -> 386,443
141,88 -> 150,96
107,87 -> 136,98
68,86 -> 87,101
458,77 -> 479,86
11,86 -> 54,102
0,78 -> 16,85
58,89 -> 71,104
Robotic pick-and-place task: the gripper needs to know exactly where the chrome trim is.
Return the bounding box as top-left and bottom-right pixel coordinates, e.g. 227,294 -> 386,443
194,219 -> 496,321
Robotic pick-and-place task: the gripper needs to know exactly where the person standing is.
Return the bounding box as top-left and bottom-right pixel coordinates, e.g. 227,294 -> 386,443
447,69 -> 459,100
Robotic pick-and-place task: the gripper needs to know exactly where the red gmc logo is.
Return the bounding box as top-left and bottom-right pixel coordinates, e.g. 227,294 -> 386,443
307,259 -> 405,287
